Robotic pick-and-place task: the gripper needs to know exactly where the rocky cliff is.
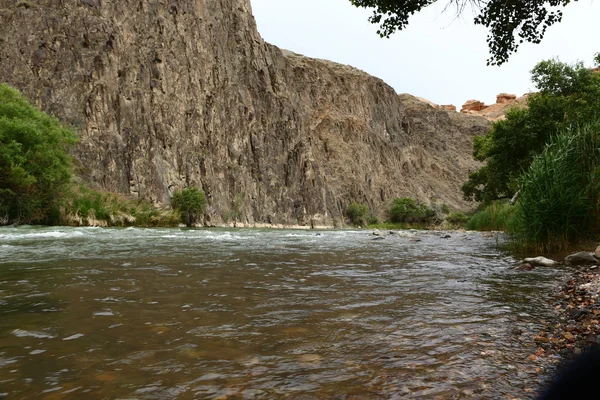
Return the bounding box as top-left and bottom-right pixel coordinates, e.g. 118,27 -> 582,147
0,0 -> 489,227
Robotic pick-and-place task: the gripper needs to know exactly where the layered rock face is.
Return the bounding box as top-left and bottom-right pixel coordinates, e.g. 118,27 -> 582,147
0,0 -> 489,226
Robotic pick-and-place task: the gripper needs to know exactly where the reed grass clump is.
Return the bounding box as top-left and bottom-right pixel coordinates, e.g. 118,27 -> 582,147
514,121 -> 600,252
467,200 -> 517,232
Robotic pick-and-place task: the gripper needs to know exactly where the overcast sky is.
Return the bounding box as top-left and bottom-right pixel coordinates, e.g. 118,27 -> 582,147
250,0 -> 600,107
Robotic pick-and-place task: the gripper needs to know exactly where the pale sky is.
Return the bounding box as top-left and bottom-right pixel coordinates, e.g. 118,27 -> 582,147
250,0 -> 600,107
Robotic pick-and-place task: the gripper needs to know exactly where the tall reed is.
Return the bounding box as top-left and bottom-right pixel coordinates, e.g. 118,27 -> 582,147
515,120 -> 600,252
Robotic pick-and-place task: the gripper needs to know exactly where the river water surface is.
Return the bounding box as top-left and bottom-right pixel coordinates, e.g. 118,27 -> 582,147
0,227 -> 566,399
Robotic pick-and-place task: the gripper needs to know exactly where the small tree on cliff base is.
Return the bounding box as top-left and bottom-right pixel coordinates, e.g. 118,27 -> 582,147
349,0 -> 580,65
0,84 -> 77,224
346,202 -> 369,226
172,187 -> 206,227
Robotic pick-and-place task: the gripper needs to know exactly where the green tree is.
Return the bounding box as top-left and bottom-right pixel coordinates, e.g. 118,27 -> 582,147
172,187 -> 206,227
0,84 -> 77,224
462,57 -> 600,202
349,0 -> 577,65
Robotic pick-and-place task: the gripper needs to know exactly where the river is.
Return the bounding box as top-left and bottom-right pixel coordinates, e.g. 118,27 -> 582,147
0,226 -> 566,399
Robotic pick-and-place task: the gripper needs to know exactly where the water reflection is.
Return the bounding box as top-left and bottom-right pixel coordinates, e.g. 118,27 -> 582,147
0,227 -> 566,398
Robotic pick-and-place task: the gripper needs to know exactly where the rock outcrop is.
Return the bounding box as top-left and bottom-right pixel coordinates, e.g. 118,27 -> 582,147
460,100 -> 487,114
0,0 -> 489,227
460,93 -> 528,122
496,93 -> 517,104
442,105 -> 457,112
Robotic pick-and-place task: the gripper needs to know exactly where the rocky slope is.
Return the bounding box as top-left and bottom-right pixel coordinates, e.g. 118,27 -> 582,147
0,0 -> 489,227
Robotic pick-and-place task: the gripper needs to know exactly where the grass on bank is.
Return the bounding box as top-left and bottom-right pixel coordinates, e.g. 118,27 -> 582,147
59,185 -> 181,227
467,200 -> 517,232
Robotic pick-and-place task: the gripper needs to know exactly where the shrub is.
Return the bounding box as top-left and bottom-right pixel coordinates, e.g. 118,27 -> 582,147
346,201 -> 369,226
0,84 -> 77,224
388,197 -> 434,224
515,121 -> 600,251
172,187 -> 206,227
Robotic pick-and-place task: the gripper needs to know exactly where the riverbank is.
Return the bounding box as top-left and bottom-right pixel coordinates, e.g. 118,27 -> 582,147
533,263 -> 600,366
511,245 -> 600,396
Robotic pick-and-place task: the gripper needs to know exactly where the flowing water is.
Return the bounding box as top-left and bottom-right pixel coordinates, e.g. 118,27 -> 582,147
0,226 -> 566,399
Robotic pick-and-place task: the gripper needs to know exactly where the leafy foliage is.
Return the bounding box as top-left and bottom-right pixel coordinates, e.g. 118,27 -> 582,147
172,187 -> 206,227
462,58 -> 600,202
0,84 -> 77,224
349,0 -> 576,65
388,197 -> 434,223
514,121 -> 600,252
346,201 -> 369,226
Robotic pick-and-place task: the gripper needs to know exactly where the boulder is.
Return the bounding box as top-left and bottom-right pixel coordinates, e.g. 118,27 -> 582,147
442,104 -> 457,112
523,256 -> 557,267
595,245 -> 600,259
496,93 -> 517,104
565,252 -> 598,266
460,100 -> 487,114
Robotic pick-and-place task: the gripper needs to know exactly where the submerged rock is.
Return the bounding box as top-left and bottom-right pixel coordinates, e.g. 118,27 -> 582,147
516,263 -> 535,271
523,256 -> 557,267
565,252 -> 598,266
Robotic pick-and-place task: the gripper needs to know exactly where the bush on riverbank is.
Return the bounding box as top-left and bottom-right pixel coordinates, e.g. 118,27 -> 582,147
346,202 -> 369,226
172,187 -> 206,227
388,197 -> 435,224
0,84 -> 77,224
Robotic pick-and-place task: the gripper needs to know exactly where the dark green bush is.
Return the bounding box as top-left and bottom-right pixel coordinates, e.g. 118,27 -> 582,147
388,197 -> 434,224
346,202 -> 369,226
172,187 -> 206,227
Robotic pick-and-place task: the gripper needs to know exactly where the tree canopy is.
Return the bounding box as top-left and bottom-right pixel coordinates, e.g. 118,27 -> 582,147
461,57 -> 600,203
0,84 -> 77,224
349,0 -> 575,65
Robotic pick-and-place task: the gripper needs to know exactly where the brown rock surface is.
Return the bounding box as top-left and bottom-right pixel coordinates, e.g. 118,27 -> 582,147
473,94 -> 529,122
460,100 -> 487,114
442,105 -> 457,112
496,93 -> 517,104
0,0 -> 489,226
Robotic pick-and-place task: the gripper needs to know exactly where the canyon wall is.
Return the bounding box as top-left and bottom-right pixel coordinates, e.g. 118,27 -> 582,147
0,0 -> 489,226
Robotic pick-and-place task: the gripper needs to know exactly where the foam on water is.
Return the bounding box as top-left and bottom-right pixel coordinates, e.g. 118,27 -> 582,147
12,329 -> 55,339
